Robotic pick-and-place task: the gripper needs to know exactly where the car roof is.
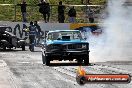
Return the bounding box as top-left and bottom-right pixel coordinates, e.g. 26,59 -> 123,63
48,30 -> 80,33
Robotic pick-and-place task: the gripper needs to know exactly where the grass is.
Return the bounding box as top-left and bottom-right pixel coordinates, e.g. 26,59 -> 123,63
0,0 -> 106,22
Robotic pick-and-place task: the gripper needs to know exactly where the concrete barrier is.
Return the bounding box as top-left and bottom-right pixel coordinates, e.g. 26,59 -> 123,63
0,21 -> 99,43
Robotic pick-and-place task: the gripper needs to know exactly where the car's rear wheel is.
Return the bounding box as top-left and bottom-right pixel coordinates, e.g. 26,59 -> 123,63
1,40 -> 7,50
22,45 -> 25,51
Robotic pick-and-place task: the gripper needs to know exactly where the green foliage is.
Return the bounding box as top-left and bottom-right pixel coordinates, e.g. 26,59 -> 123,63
0,0 -> 39,4
0,0 -> 106,22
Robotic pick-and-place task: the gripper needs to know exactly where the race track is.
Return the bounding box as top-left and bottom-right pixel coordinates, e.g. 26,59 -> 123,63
0,47 -> 132,88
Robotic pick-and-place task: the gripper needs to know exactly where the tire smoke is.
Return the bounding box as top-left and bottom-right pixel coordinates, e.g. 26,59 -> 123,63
89,0 -> 132,62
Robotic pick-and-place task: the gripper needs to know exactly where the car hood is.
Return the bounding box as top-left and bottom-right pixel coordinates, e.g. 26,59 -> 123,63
46,39 -> 88,45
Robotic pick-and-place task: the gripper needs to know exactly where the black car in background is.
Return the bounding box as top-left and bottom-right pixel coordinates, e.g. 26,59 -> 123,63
0,25 -> 26,50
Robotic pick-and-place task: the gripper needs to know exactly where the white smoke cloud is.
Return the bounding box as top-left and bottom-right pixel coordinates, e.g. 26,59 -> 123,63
89,0 -> 132,62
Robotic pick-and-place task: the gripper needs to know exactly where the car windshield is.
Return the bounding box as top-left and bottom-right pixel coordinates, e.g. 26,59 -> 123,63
47,31 -> 83,40
0,27 -> 12,32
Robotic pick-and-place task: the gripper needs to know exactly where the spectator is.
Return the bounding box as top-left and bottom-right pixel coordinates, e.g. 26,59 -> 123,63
38,0 -> 50,23
18,0 -> 27,22
81,0 -> 84,4
81,0 -> 90,4
46,3 -> 50,22
68,6 -> 76,23
34,21 -> 41,45
58,1 -> 65,23
87,8 -> 94,23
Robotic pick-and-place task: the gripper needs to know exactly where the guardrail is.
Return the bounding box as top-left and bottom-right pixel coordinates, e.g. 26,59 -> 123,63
0,4 -> 104,22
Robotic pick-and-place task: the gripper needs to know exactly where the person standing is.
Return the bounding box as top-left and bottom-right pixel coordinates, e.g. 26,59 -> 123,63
46,3 -> 50,22
18,0 -> 27,22
81,0 -> 84,4
87,8 -> 94,23
68,6 -> 76,23
58,1 -> 65,23
34,21 -> 41,45
38,0 -> 50,23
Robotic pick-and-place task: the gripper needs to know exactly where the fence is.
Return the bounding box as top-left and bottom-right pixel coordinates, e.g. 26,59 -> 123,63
0,4 -> 104,23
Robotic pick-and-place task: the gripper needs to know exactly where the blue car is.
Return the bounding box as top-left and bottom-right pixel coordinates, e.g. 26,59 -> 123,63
41,30 -> 89,65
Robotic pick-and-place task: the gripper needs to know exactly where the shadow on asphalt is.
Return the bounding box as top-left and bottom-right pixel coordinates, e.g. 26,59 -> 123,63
47,63 -> 93,66
31,51 -> 41,52
0,49 -> 28,52
0,49 -> 42,52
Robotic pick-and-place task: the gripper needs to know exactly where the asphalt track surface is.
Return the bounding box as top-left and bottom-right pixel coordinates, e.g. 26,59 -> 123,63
0,47 -> 132,88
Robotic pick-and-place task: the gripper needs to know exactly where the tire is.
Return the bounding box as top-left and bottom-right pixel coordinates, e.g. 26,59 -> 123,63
42,53 -> 45,64
1,40 -> 7,50
45,56 -> 50,66
77,59 -> 83,65
22,45 -> 25,51
84,55 -> 89,65
42,53 -> 50,65
3,46 -> 6,51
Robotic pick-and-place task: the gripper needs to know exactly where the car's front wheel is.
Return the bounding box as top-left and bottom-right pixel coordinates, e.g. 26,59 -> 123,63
42,53 -> 50,65
42,53 -> 45,64
84,55 -> 89,65
77,58 -> 83,65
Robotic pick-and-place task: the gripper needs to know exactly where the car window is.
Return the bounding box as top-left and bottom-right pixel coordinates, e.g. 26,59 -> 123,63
47,31 -> 82,40
47,33 -> 52,40
6,27 -> 12,32
73,33 -> 80,39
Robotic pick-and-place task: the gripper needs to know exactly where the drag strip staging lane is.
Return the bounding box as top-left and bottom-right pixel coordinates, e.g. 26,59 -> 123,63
0,47 -> 132,88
